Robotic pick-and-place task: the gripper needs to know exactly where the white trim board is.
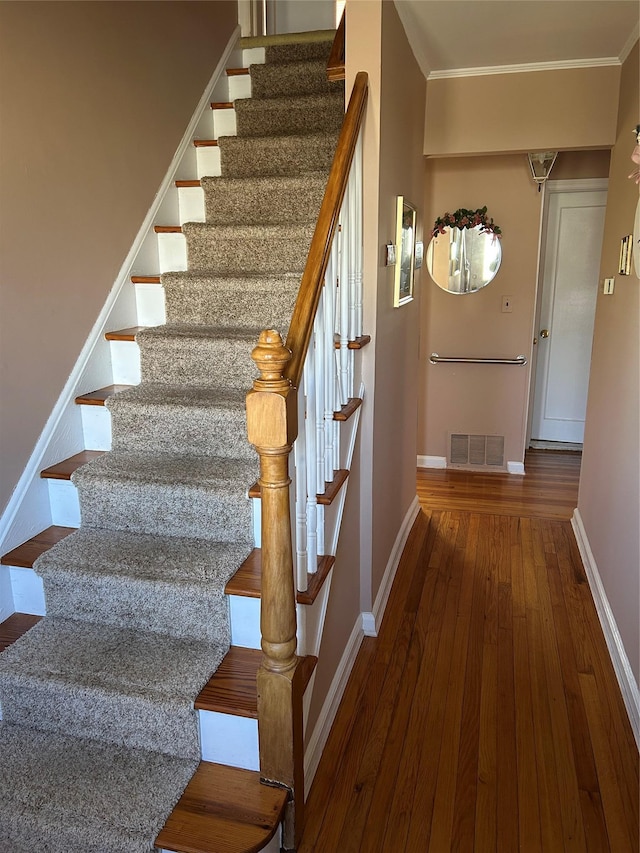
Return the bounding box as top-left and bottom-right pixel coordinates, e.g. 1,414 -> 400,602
304,615 -> 364,796
361,495 -> 421,637
571,508 -> 640,749
0,26 -> 241,558
428,56 -> 620,80
417,455 -> 447,469
304,495 -> 422,792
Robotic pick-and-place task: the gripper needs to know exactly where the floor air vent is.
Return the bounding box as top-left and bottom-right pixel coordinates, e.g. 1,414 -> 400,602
449,433 -> 505,469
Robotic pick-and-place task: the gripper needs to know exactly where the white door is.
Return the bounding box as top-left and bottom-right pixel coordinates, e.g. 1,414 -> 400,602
531,182 -> 607,444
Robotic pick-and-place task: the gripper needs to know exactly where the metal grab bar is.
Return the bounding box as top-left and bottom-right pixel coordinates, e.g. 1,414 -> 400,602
430,352 -> 528,365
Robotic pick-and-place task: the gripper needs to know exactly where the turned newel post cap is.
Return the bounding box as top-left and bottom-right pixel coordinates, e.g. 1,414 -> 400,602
252,329 -> 292,389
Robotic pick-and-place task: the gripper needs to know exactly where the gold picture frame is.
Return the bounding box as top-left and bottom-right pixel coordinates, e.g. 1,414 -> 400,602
619,234 -> 633,276
393,196 -> 416,307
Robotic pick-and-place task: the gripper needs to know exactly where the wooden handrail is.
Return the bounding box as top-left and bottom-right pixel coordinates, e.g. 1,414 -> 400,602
327,10 -> 345,81
284,71 -> 368,388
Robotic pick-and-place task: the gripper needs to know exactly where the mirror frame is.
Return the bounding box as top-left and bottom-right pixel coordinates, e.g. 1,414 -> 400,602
393,196 -> 416,307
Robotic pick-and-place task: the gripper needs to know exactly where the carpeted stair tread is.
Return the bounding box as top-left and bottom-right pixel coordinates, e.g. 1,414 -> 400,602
0,722 -> 198,853
34,527 -> 248,641
1,33 -> 344,852
107,383 -> 253,459
250,59 -> 341,99
0,618 -> 226,758
183,221 -> 315,274
218,131 -> 338,178
136,324 -> 262,389
263,39 -> 333,65
72,450 -> 256,541
161,271 -> 300,328
234,90 -> 344,137
200,173 -> 328,225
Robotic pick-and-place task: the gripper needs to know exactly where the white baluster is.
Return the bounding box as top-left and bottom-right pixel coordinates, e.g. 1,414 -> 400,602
324,244 -> 338,480
304,337 -> 318,578
294,375 -> 308,592
314,292 -> 325,495
354,133 -> 364,340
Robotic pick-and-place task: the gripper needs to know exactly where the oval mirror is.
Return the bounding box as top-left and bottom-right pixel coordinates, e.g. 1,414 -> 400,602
426,225 -> 502,294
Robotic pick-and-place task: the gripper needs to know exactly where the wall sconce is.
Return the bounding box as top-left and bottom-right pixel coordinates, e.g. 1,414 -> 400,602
527,151 -> 558,191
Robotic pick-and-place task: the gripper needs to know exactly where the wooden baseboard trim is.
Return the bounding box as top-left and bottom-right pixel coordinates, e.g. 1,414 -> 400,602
572,508 -> 640,749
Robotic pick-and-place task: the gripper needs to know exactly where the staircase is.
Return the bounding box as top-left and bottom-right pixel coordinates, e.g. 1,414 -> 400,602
0,30 -> 362,853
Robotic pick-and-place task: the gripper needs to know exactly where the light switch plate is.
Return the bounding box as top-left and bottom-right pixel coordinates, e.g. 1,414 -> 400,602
604,277 -> 615,294
501,295 -> 513,313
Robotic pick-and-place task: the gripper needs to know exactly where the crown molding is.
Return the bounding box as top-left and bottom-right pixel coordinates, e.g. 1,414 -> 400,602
427,55 -> 621,81
619,24 -> 639,63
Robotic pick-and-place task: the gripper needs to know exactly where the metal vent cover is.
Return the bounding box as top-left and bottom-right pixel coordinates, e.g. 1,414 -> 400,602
449,433 -> 505,469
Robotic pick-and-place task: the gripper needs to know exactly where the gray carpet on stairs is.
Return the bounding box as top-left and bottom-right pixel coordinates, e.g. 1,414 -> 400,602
0,32 -> 342,853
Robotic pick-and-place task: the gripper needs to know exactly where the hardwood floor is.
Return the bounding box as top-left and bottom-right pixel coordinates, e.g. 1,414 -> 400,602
301,452 -> 639,852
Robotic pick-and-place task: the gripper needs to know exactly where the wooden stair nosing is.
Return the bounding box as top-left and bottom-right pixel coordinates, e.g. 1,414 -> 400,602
226,67 -> 250,76
131,275 -> 161,284
40,450 -> 105,481
248,469 -> 349,506
210,101 -> 234,110
0,525 -> 76,568
334,334 -> 371,350
225,548 -> 335,605
0,613 -> 43,654
334,397 -> 362,422
75,385 -> 133,406
155,760 -> 287,853
175,179 -> 203,188
153,225 -> 182,234
105,326 -> 146,342
193,139 -> 219,148
195,646 -> 317,716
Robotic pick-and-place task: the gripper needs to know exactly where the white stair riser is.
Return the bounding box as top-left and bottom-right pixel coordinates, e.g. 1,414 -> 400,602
228,74 -> 251,101
48,479 -> 80,527
252,499 -> 261,547
9,567 -> 46,616
196,146 -> 221,179
242,47 -> 265,67
80,406 -> 112,451
212,107 -> 237,138
178,187 -> 206,225
135,283 -> 166,326
229,596 -> 261,649
157,232 -> 187,272
199,710 -> 259,770
0,567 -> 14,622
110,341 -> 141,386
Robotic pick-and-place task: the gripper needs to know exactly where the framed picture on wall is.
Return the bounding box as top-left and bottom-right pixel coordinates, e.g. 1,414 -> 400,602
393,196 -> 416,307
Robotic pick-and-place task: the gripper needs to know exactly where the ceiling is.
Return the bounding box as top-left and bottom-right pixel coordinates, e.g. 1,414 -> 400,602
394,1 -> 639,78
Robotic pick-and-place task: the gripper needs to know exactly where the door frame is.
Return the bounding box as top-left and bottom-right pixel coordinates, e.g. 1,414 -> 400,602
525,177 -> 609,448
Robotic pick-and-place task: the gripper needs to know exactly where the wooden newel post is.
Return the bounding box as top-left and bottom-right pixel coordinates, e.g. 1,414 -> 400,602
246,329 -> 303,850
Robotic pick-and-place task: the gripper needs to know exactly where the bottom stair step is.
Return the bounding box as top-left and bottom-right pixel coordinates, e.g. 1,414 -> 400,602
0,723 -> 199,853
156,761 -> 287,853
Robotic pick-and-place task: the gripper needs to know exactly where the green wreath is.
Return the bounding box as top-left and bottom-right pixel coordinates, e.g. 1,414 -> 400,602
431,206 -> 502,239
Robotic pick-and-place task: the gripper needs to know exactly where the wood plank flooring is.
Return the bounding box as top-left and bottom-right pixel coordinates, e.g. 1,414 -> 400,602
301,451 -> 639,852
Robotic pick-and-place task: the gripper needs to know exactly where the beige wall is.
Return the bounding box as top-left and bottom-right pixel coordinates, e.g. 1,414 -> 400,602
578,42 -> 639,682
425,65 -> 621,157
0,1 -> 237,514
418,154 -> 542,464
307,0 -> 426,733
552,149 -> 611,181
